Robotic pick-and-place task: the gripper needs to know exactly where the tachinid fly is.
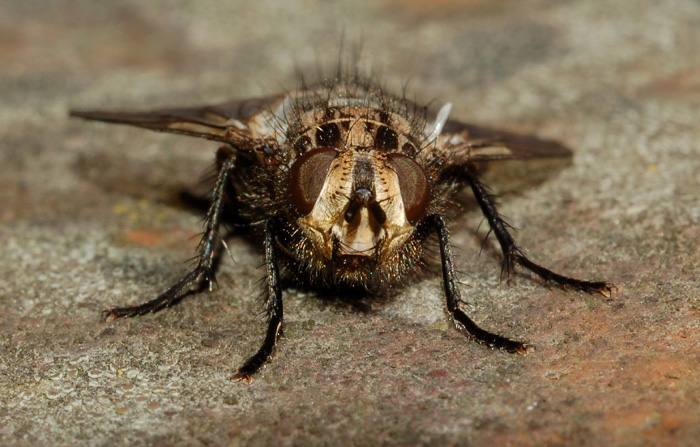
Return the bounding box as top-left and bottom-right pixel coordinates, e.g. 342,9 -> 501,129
71,68 -> 613,381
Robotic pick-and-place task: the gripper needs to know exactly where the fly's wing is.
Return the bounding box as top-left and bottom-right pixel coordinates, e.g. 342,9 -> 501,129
70,94 -> 286,143
439,119 -> 573,163
434,117 -> 575,195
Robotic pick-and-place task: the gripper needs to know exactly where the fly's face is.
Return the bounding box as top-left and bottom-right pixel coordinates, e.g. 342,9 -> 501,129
286,106 -> 432,275
295,149 -> 419,263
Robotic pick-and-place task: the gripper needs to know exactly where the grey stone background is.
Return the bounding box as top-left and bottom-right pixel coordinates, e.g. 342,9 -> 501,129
1,0 -> 699,446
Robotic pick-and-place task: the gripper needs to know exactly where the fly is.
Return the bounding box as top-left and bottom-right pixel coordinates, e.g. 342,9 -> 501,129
70,68 -> 613,381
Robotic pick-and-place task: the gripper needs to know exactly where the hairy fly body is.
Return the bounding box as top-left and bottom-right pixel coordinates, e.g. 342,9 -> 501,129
71,70 -> 613,381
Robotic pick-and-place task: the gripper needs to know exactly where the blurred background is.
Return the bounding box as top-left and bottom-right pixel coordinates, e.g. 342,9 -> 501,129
1,1 -> 699,446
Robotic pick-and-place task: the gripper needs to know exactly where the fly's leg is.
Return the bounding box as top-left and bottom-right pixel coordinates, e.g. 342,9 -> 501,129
232,220 -> 283,382
103,148 -> 236,321
430,215 -> 528,352
464,169 -> 614,296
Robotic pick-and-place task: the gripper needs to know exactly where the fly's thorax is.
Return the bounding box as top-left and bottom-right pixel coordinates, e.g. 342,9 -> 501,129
288,106 -> 421,156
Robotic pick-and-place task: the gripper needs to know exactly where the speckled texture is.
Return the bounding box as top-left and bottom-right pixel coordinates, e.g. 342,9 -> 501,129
2,1 -> 699,446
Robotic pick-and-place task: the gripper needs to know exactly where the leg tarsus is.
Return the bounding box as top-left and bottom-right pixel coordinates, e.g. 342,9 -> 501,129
452,307 -> 530,354
231,318 -> 283,382
102,270 -> 204,321
511,251 -> 614,296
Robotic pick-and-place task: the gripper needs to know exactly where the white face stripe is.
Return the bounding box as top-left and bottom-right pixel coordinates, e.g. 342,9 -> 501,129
299,150 -> 414,261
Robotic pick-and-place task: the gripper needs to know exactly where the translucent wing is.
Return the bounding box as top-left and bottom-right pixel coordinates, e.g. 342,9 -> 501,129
436,116 -> 572,163
429,116 -> 575,195
70,94 -> 285,143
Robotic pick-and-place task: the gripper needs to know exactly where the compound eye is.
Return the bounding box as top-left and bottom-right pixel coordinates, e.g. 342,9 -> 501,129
289,148 -> 338,215
387,153 -> 431,223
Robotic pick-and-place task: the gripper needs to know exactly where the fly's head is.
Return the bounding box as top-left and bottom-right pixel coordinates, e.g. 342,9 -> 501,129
281,101 -> 450,285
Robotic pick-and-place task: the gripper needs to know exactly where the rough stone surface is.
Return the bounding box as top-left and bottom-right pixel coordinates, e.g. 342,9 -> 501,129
1,1 -> 699,446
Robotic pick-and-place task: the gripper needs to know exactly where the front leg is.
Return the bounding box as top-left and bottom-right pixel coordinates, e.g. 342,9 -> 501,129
103,148 -> 235,320
231,219 -> 284,381
464,168 -> 613,295
430,215 -> 528,353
